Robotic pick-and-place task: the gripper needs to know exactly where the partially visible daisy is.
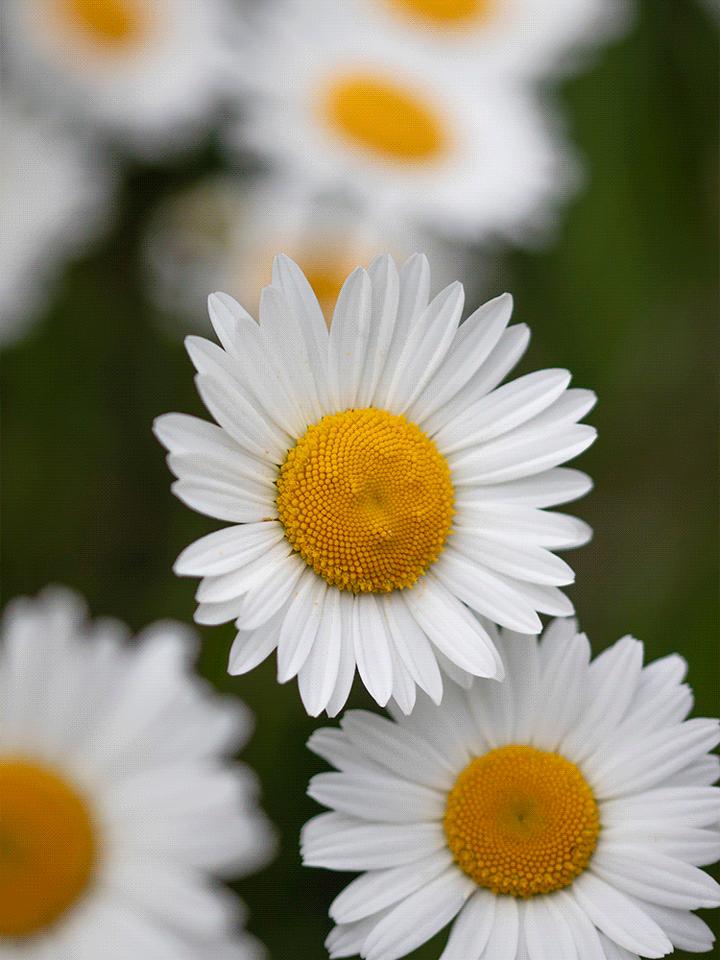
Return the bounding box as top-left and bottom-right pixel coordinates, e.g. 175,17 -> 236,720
227,8 -> 578,242
310,0 -> 633,80
303,620 -> 720,960
145,176 -> 459,331
3,0 -> 239,158
0,587 -> 275,958
155,253 -> 596,716
0,103 -> 112,346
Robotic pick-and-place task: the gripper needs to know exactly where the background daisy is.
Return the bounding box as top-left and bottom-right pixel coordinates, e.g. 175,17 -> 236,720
227,9 -> 579,242
145,176 -> 459,332
156,254 -> 596,716
3,0 -> 239,158
303,619 -> 720,960
0,102 -> 113,346
0,586 -> 275,958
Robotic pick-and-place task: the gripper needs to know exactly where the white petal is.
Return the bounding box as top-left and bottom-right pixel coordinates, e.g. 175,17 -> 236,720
403,573 -> 501,677
389,643 -> 417,716
298,588 -> 342,717
235,553 -> 304,631
523,896 -> 577,960
276,568 -> 326,682
362,866 -> 474,960
385,282 -> 464,414
175,522 -> 285,577
530,630 -> 589,750
479,896 -> 519,960
357,254 -> 400,408
435,368 -> 572,455
325,591 -> 357,718
228,609 -> 283,675
382,592 -> 443,704
196,540 -> 292,604
328,266 -> 373,410
454,505 -> 592,549
171,479 -> 276,524
353,593 -> 394,707
410,292 -> 513,426
308,770 -> 445,823
434,548 -> 543,633
600,786 -> 720,829
631,899 -> 716,953
331,851 -> 453,924
571,872 -> 672,957
301,814 -> 447,870
440,889 -> 496,960
454,467 -> 593,509
450,532 -> 574,586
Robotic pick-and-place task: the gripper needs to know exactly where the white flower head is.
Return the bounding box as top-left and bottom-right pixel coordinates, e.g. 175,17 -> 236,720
145,176 -> 460,332
3,0 -> 239,158
303,620 -> 720,960
0,587 -> 275,958
308,0 -> 634,80
227,6 -> 579,243
155,254 -> 596,716
0,103 -> 112,346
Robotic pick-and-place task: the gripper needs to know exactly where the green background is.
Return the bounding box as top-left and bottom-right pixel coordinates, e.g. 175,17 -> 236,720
2,1 -> 718,957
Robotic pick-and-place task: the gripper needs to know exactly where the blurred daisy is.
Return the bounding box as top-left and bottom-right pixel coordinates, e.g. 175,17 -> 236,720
304,621 -> 720,960
155,254 -> 596,716
0,587 -> 275,958
3,0 -> 238,158
318,0 -> 633,80
145,176 -> 459,331
0,104 -> 112,346
229,8 -> 578,242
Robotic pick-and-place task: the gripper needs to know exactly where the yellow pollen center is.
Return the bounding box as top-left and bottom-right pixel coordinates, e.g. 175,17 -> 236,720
444,745 -> 600,898
388,0 -> 494,25
276,408 -> 454,592
0,759 -> 97,938
322,73 -> 449,164
55,0 -> 145,47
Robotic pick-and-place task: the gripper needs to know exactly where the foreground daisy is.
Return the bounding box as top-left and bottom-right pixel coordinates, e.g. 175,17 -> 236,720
303,620 -> 720,960
317,0 -> 633,80
3,0 -> 237,158
0,587 -> 274,958
145,176 -> 456,331
1,102 -> 112,346
155,254 -> 596,715
229,7 -> 577,242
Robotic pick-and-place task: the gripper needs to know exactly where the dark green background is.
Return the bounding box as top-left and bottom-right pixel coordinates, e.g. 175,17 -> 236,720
2,1 -> 718,957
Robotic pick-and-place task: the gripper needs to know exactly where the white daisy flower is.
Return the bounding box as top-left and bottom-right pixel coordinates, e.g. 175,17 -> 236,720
228,7 -> 578,243
145,176 -> 459,332
3,0 -> 238,158
303,620 -> 720,960
155,253 -> 596,716
0,103 -> 112,346
0,586 -> 275,959
311,0 -> 633,80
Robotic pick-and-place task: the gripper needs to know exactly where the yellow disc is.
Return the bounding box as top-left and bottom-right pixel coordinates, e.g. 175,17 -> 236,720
276,408 -> 454,592
54,0 -> 146,47
322,73 -> 449,164
0,758 -> 97,937
444,745 -> 600,898
388,0 -> 494,26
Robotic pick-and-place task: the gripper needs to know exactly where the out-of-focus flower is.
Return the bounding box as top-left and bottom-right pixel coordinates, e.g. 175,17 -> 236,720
316,0 -> 633,80
303,621 -> 720,960
0,586 -> 275,958
227,7 -> 579,243
155,254 -> 596,716
145,176 -> 461,331
0,103 -> 112,347
3,0 -> 239,158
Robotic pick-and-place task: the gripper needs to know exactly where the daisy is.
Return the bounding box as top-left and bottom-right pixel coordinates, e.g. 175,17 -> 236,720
145,175 -> 458,332
228,7 -> 578,243
303,619 -> 720,960
3,0 -> 238,158
0,103 -> 112,346
155,253 -> 596,716
308,0 -> 633,81
0,586 -> 275,959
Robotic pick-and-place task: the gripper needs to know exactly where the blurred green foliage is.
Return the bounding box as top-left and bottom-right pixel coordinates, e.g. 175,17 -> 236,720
2,1 -> 718,957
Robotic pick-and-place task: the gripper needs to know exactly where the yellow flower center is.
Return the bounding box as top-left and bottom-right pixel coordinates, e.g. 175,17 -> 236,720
444,745 -> 600,898
322,73 -> 449,164
276,408 -> 454,592
54,0 -> 145,47
388,0 -> 494,26
0,759 -> 97,938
